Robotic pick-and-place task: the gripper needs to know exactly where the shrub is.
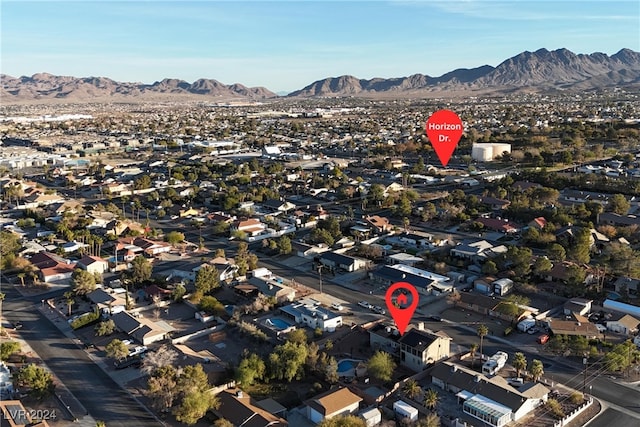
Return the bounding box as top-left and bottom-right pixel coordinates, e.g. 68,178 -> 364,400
570,392 -> 584,404
546,398 -> 565,419
504,327 -> 513,336
70,310 -> 100,330
236,321 -> 269,342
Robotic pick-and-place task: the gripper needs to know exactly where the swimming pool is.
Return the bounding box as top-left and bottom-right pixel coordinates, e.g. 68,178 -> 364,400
337,359 -> 363,376
266,318 -> 294,331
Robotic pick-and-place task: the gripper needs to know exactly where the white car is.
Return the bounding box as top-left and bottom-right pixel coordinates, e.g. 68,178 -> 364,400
331,303 -> 344,311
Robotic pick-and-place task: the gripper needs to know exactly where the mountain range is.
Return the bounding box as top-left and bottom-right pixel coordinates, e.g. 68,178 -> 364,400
2,48 -> 639,103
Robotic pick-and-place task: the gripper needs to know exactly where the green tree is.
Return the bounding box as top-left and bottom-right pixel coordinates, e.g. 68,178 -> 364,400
145,365 -> 179,411
0,230 -> 21,269
278,235 -> 293,254
268,341 -> 308,382
367,350 -> 396,382
195,265 -> 220,294
0,341 -> 21,361
236,353 -> 266,386
129,256 -> 152,283
105,339 -> 129,360
607,194 -> 630,215
165,231 -> 185,246
481,260 -> 498,275
477,324 -> 489,359
547,243 -> 566,262
172,283 -> 187,302
325,356 -> 339,384
317,415 -> 366,427
16,364 -> 54,398
568,227 -> 591,264
605,340 -> 640,372
72,268 -> 97,295
95,320 -> 115,336
530,359 -> 544,381
533,257 -> 553,275
423,388 -> 440,411
178,364 -> 210,395
513,352 -> 527,378
198,295 -> 225,316
64,291 -> 75,317
287,328 -> 308,345
402,379 -> 421,400
173,390 -> 219,426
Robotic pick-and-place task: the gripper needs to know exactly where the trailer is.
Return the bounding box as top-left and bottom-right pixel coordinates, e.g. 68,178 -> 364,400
517,318 -> 536,332
482,351 -> 508,376
393,400 -> 418,422
493,278 -> 514,296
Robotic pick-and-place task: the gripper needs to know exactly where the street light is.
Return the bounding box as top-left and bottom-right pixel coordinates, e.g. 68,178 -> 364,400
317,264 -> 324,295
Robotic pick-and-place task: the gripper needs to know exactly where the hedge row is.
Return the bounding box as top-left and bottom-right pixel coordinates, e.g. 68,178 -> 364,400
70,310 -> 101,330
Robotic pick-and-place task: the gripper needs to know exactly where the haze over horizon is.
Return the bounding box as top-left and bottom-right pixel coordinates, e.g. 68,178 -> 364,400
2,1 -> 639,93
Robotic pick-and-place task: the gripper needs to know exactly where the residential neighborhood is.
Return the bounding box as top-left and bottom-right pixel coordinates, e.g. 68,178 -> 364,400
0,93 -> 639,427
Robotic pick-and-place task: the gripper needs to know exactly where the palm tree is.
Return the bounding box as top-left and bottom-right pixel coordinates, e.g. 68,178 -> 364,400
423,389 -> 440,412
513,352 -> 527,378
17,273 -> 26,287
64,291 -> 74,317
402,379 -> 421,400
470,344 -> 478,369
477,324 -> 489,361
530,359 -> 544,381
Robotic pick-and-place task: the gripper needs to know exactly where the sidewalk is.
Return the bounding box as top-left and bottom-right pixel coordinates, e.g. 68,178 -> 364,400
3,319 -> 96,427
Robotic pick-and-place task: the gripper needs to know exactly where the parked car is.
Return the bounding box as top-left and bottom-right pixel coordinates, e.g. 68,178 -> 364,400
537,334 -> 550,344
373,306 -> 386,315
358,301 -> 371,309
331,303 -> 344,311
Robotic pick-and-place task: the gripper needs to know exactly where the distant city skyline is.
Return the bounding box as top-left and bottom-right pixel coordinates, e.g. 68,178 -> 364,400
2,1 -> 638,93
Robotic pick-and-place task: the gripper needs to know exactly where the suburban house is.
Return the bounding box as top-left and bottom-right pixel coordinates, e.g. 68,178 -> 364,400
605,314 -> 640,335
431,362 -> 549,427
305,387 -> 363,424
215,388 -> 288,427
385,231 -> 436,249
248,276 -> 296,303
527,217 -> 548,230
261,198 -> 297,214
369,322 -> 405,354
480,196 -> 511,211
369,264 -> 451,296
450,240 -> 507,263
292,241 -> 330,259
111,311 -> 175,345
597,212 -> 640,227
563,298 -> 593,317
475,217 -> 521,234
544,318 -> 601,339
398,326 -> 451,372
279,302 -> 343,332
317,251 -> 370,273
365,215 -> 392,233
76,255 -> 109,274
87,288 -> 126,315
614,277 -> 640,297
232,218 -> 267,237
385,252 -> 423,267
29,251 -> 76,283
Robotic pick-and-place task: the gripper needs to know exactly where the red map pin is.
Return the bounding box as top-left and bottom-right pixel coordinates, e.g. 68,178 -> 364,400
385,282 -> 419,336
425,109 -> 464,167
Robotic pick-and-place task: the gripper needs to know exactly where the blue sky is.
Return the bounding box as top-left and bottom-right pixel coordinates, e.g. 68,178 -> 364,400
2,1 -> 639,93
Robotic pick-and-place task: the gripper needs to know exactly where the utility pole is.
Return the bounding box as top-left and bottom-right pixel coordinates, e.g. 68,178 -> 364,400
318,264 -> 323,295
583,355 -> 588,393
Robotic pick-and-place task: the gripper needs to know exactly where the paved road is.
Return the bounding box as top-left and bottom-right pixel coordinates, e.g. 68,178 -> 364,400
2,285 -> 163,427
585,408 -> 640,427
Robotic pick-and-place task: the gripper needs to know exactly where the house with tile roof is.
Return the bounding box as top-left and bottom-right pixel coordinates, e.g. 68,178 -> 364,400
215,388 -> 288,427
305,387 -> 362,424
